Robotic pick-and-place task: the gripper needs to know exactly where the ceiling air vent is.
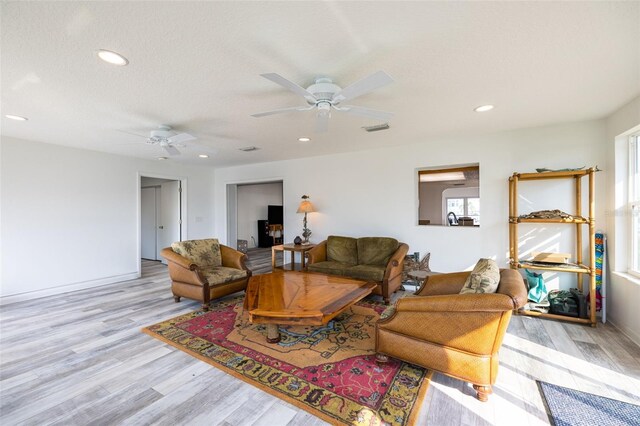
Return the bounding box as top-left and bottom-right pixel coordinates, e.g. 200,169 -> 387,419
362,123 -> 390,132
239,146 -> 260,152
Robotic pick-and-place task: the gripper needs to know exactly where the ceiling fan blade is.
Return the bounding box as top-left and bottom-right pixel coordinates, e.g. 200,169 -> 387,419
167,132 -> 196,144
116,129 -> 147,138
315,112 -> 329,133
260,73 -> 317,102
337,105 -> 394,121
332,71 -> 394,103
251,105 -> 314,118
163,145 -> 181,156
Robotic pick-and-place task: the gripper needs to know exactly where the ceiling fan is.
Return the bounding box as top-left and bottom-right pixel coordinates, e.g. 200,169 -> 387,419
144,125 -> 196,156
251,71 -> 394,132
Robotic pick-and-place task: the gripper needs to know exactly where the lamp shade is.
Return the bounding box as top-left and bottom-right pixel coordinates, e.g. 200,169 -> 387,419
296,200 -> 315,213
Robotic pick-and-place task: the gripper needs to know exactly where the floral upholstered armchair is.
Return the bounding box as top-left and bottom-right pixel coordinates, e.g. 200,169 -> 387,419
161,238 -> 251,310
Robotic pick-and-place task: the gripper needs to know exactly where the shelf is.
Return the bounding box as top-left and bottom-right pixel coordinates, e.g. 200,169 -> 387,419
512,169 -> 593,181
509,168 -> 596,326
517,309 -> 593,325
511,217 -> 590,224
512,260 -> 591,274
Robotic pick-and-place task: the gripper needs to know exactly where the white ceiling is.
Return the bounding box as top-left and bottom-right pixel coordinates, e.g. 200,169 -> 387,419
2,1 -> 639,167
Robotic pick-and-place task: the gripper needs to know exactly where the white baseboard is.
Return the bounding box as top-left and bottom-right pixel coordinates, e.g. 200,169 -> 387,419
607,317 -> 640,348
0,272 -> 140,306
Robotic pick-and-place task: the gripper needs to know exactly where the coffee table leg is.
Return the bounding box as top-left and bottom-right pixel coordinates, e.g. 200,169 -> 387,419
266,324 -> 281,343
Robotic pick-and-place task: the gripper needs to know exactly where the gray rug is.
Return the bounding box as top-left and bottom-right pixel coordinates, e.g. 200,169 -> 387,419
538,381 -> 640,426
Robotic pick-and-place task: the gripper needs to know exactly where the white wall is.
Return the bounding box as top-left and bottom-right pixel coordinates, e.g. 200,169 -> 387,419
214,120 -> 607,278
236,182 -> 283,246
0,136 -> 215,301
605,95 -> 640,345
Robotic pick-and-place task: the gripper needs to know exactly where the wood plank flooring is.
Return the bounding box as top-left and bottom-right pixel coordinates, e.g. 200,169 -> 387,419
1,253 -> 639,425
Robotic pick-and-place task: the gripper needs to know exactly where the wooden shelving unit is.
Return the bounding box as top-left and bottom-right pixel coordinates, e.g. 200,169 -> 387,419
509,168 -> 597,326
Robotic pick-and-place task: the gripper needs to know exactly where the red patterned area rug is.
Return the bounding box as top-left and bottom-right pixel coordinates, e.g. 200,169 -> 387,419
142,295 -> 431,425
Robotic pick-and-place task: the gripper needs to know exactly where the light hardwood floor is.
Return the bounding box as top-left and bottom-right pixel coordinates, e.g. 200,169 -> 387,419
1,256 -> 639,425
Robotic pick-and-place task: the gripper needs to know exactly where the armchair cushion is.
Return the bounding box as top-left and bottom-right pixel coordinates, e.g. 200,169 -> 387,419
357,237 -> 399,266
460,258 -> 500,294
171,238 -> 222,267
201,266 -> 248,286
326,236 -> 358,265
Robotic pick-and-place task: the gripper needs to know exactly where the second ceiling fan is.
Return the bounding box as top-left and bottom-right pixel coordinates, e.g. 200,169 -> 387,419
251,70 -> 394,132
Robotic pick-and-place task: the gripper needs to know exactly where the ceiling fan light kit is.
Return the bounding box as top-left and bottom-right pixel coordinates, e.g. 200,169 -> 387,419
252,71 -> 394,132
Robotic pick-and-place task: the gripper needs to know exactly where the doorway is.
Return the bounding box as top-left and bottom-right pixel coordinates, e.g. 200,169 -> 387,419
226,180 -> 283,250
140,175 -> 185,266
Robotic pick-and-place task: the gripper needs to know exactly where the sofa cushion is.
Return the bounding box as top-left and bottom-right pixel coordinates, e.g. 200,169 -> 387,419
308,261 -> 354,277
460,258 -> 500,294
171,239 -> 222,267
326,236 -> 358,265
346,264 -> 386,282
201,266 -> 247,286
357,237 -> 398,266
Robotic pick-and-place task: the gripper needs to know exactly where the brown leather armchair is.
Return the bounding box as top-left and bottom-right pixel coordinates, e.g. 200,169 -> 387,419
161,240 -> 251,310
375,269 -> 527,401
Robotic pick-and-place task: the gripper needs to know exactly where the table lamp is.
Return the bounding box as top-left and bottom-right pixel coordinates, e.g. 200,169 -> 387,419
296,195 -> 316,245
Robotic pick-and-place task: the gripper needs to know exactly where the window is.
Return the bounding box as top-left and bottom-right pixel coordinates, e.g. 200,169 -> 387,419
630,134 -> 640,277
446,197 -> 480,225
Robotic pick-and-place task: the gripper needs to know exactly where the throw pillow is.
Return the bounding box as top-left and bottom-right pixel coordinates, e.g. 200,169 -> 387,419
171,238 -> 222,267
460,258 -> 500,294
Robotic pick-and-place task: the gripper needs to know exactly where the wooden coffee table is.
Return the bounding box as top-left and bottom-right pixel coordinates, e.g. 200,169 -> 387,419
244,271 -> 377,343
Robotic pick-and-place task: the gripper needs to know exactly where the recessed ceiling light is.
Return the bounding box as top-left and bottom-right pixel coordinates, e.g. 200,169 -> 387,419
157,157 -> 168,161
5,114 -> 28,121
198,154 -> 209,158
298,137 -> 311,142
474,105 -> 494,112
97,49 -> 129,66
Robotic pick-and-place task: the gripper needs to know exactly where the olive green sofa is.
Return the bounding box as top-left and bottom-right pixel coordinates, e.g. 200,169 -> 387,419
306,236 -> 409,304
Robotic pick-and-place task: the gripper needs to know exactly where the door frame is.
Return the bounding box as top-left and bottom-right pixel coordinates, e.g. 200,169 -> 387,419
137,172 -> 188,277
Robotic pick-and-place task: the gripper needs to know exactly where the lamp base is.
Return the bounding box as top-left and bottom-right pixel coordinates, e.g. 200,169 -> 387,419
301,241 -> 311,246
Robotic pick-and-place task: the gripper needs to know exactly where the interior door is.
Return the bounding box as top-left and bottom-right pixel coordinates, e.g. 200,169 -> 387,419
159,180 -> 182,264
141,187 -> 157,260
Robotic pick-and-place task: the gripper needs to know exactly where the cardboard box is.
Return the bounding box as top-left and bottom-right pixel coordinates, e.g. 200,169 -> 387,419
531,252 -> 571,264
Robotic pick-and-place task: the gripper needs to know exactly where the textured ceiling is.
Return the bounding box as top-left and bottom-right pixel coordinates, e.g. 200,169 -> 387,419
2,1 -> 639,166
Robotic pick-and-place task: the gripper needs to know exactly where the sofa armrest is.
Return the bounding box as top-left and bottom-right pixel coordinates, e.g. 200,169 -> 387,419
383,243 -> 409,280
160,247 -> 206,287
415,271 -> 470,296
161,247 -> 197,270
306,241 -> 327,265
220,244 -> 250,273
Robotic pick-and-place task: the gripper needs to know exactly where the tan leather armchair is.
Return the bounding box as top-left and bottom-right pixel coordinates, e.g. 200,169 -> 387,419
375,269 -> 527,401
161,240 -> 251,310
